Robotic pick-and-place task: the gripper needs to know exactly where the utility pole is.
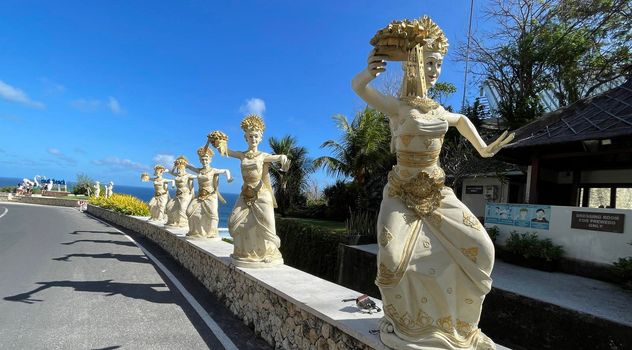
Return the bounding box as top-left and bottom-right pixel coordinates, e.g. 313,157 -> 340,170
461,0 -> 475,110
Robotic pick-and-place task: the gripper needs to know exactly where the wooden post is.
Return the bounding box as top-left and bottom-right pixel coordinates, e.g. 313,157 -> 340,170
610,187 -> 617,208
570,170 -> 581,206
528,157 -> 540,204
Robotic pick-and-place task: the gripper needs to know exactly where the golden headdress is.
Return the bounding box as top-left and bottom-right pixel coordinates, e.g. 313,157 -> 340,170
174,155 -> 189,167
240,114 -> 265,133
197,146 -> 214,157
154,164 -> 167,172
370,16 -> 448,60
371,16 -> 447,111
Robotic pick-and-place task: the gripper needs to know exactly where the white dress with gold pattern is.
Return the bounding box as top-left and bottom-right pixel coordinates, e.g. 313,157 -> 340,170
186,169 -> 220,238
377,106 -> 495,350
148,178 -> 169,222
165,175 -> 193,228
228,152 -> 283,266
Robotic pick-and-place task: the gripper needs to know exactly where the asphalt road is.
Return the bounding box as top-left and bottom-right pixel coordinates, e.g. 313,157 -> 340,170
0,202 -> 270,350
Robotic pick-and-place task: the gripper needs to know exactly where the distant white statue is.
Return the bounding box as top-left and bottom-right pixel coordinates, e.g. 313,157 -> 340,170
104,181 -> 114,198
93,181 -> 101,197
164,156 -> 195,228
208,115 -> 290,267
144,165 -> 173,222
185,146 -> 232,239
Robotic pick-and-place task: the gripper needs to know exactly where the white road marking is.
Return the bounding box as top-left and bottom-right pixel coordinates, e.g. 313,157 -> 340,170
0,207 -> 8,219
85,213 -> 239,350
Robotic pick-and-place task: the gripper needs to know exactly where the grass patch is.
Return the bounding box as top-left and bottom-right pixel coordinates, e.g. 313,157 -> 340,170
282,217 -> 346,233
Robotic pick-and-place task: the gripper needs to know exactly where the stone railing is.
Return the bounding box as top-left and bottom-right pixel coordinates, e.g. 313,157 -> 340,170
86,204 -> 387,350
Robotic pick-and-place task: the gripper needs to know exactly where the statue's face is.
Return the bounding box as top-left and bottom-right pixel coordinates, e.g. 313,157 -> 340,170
245,130 -> 262,148
423,51 -> 443,87
155,168 -> 164,176
200,155 -> 211,166
176,165 -> 186,174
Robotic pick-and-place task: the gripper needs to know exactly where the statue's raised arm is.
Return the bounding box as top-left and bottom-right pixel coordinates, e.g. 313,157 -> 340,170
351,49 -> 400,117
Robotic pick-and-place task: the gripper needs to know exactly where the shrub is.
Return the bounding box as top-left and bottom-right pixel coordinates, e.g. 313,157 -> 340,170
486,226 -> 499,243
505,231 -> 564,262
345,209 -> 377,244
0,186 -> 16,193
323,180 -> 359,221
613,241 -> 632,289
613,257 -> 632,289
285,202 -> 327,219
90,194 -> 149,216
276,217 -> 346,282
72,173 -> 94,195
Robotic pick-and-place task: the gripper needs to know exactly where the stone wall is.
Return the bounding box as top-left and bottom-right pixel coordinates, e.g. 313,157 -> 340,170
8,195 -> 80,207
86,205 -> 384,350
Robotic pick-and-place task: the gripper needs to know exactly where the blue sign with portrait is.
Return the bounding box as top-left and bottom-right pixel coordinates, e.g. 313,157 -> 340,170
485,204 -> 551,230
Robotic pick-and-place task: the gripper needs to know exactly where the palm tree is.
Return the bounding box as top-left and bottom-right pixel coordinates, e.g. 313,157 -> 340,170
268,135 -> 314,215
313,107 -> 392,187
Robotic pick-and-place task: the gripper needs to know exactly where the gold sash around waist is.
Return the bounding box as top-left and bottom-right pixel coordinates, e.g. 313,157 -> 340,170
176,189 -> 190,196
154,191 -> 167,197
198,188 -> 215,200
396,149 -> 441,168
241,180 -> 267,206
387,168 -> 444,218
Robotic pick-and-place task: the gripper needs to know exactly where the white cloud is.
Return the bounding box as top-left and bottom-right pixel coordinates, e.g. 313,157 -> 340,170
71,98 -> 101,112
0,80 -> 45,108
153,154 -> 176,167
239,97 -> 266,116
47,147 -> 76,165
92,156 -> 149,172
41,78 -> 65,95
108,97 -> 123,114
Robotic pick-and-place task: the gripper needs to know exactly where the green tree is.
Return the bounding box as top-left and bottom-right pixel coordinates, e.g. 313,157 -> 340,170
313,107 -> 392,187
314,107 -> 395,213
268,135 -> 314,215
428,82 -> 457,107
465,0 -> 631,129
72,173 -> 94,195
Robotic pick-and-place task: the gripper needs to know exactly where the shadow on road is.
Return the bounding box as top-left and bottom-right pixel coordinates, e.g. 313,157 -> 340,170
3,280 -> 170,304
61,239 -> 136,247
52,253 -> 150,264
91,347 -> 121,350
68,230 -> 122,236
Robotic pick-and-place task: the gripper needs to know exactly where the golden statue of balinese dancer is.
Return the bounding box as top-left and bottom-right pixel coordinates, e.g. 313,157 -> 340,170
185,146 -> 232,239
208,115 -> 290,268
164,156 -> 195,228
142,165 -> 174,223
352,16 -> 514,350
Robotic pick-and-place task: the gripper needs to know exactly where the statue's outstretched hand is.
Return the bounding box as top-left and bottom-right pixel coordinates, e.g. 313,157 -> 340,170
479,131 -> 515,158
280,155 -> 291,172
367,49 -> 388,77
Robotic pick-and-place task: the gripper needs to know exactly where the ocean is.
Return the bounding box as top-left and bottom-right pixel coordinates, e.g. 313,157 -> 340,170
0,177 -> 238,228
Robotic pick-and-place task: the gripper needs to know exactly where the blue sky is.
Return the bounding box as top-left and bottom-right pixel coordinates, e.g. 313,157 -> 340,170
0,0 -> 490,192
